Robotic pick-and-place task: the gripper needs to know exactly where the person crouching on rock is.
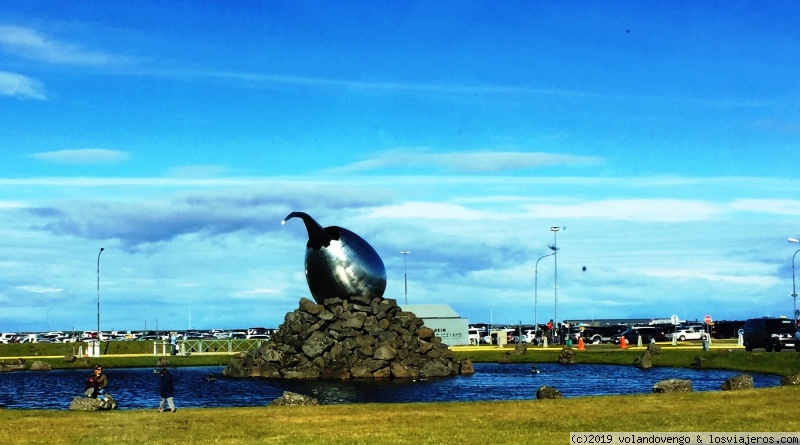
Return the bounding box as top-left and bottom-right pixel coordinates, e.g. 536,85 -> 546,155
84,373 -> 99,398
93,365 -> 108,401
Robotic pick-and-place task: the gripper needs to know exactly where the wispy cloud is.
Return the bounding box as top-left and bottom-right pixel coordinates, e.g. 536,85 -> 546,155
0,25 -> 138,66
326,149 -> 604,174
232,288 -> 280,299
0,70 -> 45,99
30,149 -> 130,164
167,70 -> 771,109
366,202 -> 487,220
164,165 -> 231,178
16,285 -> 63,293
728,199 -> 800,216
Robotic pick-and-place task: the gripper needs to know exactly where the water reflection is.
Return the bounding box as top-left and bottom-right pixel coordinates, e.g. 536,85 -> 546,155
0,363 -> 781,410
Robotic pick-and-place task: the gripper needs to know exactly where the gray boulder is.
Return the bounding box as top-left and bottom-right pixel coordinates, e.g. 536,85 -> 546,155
69,394 -> 118,411
636,350 -> 652,369
458,359 -> 475,375
721,374 -> 754,391
29,361 -> 52,371
557,348 -> 576,364
536,385 -> 562,399
781,374 -> 800,386
653,379 -> 692,393
270,391 -> 320,406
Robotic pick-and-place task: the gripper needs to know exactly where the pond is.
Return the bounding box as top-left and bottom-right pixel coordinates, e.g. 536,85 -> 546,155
0,363 -> 781,410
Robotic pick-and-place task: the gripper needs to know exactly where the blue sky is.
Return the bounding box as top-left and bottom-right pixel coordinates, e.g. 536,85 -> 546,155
2,1 -> 800,333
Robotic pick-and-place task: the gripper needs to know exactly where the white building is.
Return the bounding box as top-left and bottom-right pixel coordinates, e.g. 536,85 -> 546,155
402,304 -> 469,346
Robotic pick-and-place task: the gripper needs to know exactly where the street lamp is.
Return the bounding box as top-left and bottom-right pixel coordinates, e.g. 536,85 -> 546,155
534,253 -> 555,338
790,238 -> 800,325
401,250 -> 410,305
550,227 -> 560,342
46,306 -> 54,331
97,247 -> 104,340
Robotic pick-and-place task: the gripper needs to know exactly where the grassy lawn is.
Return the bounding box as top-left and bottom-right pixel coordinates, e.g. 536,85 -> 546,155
2,341 -> 799,444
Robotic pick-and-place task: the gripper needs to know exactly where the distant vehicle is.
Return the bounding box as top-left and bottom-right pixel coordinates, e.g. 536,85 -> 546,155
611,326 -> 669,345
467,328 -> 481,345
671,327 -> 704,341
743,317 -> 796,352
0,333 -> 18,344
570,325 -> 626,344
711,320 -> 746,339
247,327 -> 269,337
246,334 -> 271,341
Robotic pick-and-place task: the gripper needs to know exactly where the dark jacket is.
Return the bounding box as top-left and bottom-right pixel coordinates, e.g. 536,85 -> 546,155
159,369 -> 175,398
85,375 -> 99,398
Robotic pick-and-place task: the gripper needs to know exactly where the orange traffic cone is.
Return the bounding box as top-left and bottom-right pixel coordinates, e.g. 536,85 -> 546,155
578,337 -> 585,350
619,336 -> 628,349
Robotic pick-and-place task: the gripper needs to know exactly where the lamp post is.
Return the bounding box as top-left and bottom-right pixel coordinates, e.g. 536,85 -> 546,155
401,250 -> 410,305
97,247 -> 104,341
46,306 -> 54,331
790,238 -> 800,325
535,253 -> 555,338
550,227 -> 560,342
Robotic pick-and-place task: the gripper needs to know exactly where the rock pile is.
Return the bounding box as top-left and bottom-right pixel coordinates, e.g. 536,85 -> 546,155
270,391 -> 320,406
69,394 -> 118,411
224,296 -> 471,380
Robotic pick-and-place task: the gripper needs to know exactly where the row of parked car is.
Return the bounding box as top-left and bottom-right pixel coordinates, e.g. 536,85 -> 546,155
572,317 -> 800,352
0,327 -> 274,344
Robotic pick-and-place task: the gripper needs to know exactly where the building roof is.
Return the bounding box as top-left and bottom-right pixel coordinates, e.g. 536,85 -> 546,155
402,304 -> 462,319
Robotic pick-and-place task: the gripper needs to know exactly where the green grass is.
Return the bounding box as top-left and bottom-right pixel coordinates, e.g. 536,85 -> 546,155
3,387 -> 800,444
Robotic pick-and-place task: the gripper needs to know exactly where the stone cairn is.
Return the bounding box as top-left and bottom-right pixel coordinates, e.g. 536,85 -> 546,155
225,296 -> 472,380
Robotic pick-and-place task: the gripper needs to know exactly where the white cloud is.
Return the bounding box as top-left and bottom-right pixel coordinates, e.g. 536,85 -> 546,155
0,200 -> 25,208
0,25 -> 137,66
16,285 -> 63,293
727,199 -> 800,216
326,149 -> 603,174
366,202 -> 488,220
522,199 -> 722,222
164,165 -> 231,178
233,288 -> 280,299
30,149 -> 130,164
0,71 -> 45,99
641,268 -> 780,287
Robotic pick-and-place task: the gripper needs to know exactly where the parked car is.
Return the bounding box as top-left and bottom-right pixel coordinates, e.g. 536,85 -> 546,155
742,317 -> 796,352
671,327 -> 705,341
569,326 -> 625,344
611,326 -> 669,345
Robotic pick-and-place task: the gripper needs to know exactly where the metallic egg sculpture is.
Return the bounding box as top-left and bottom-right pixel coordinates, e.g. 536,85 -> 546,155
282,211 -> 387,305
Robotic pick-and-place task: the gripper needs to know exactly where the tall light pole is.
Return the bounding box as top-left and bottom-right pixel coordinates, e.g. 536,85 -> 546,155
97,247 -> 104,340
46,306 -> 54,331
550,227 -> 560,342
790,238 -> 800,325
534,253 -> 555,337
400,250 -> 410,305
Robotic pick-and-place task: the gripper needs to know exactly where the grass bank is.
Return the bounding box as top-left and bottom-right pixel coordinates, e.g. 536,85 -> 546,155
3,387 -> 800,444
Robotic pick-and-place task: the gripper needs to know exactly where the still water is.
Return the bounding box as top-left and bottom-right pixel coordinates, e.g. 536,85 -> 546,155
0,363 -> 781,410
